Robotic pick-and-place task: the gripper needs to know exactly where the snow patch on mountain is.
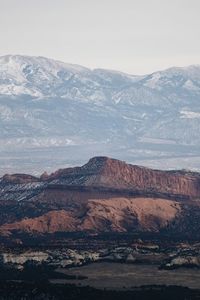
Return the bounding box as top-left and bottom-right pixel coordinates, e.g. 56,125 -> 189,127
180,110 -> 200,119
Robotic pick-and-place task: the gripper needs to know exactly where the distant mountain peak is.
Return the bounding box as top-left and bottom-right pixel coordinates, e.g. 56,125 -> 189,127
0,54 -> 89,72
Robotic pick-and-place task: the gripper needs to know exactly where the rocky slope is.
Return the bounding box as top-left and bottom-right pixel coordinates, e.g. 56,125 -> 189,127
0,157 -> 200,240
0,198 -> 181,234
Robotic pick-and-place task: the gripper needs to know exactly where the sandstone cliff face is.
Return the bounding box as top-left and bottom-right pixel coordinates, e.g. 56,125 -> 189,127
73,157 -> 200,198
0,156 -> 200,238
82,198 -> 181,232
45,157 -> 200,198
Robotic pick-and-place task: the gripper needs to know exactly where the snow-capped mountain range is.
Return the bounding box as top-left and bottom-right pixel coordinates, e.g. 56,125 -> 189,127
1,55 -> 200,102
0,55 -> 200,174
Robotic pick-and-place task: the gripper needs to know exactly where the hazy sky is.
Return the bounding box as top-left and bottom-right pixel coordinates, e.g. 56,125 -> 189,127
1,0 -> 200,74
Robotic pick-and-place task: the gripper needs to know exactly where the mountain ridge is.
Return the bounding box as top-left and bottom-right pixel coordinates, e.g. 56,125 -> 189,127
1,55 -> 200,174
1,54 -> 200,98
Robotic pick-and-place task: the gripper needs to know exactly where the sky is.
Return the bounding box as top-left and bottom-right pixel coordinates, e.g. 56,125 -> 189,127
0,0 -> 200,74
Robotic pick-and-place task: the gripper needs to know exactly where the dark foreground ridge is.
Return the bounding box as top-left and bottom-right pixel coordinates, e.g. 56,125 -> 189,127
0,281 -> 199,300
